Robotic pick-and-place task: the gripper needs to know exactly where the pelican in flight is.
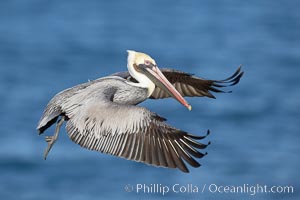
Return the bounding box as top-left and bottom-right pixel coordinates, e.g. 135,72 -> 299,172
37,50 -> 243,173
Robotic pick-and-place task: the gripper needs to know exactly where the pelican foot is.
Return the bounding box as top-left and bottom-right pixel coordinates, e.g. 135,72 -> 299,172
43,135 -> 57,160
43,116 -> 65,160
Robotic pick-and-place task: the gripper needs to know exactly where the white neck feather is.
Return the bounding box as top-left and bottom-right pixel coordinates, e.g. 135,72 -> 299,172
126,50 -> 155,97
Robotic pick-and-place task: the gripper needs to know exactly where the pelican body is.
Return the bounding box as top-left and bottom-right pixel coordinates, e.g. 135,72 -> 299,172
37,50 -> 243,173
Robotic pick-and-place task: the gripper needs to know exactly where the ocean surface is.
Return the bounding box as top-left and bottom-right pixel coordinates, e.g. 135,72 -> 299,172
0,0 -> 299,199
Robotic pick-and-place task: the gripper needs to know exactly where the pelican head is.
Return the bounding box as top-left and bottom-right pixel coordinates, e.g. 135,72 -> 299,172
127,50 -> 192,111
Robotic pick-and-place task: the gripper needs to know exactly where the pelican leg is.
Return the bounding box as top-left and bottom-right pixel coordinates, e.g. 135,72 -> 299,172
43,116 -> 65,160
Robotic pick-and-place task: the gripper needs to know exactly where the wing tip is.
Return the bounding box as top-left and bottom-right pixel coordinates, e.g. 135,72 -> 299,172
187,129 -> 210,140
209,65 -> 244,94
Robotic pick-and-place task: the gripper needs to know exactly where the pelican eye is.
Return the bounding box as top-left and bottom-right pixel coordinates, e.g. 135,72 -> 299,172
144,60 -> 151,65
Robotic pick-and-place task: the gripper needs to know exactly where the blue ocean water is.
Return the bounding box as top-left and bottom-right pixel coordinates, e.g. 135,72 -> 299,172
0,0 -> 299,199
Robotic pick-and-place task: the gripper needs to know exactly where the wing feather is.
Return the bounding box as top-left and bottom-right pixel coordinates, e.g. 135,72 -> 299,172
65,101 -> 209,173
150,66 -> 243,99
111,66 -> 243,99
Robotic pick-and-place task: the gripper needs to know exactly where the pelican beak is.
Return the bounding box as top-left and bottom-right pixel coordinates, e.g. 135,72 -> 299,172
138,64 -> 192,111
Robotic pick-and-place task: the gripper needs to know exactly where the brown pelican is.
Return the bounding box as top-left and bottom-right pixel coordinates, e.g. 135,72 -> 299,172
37,50 -> 243,173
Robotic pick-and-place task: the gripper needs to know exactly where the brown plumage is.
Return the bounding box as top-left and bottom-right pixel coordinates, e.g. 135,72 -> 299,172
37,50 -> 243,173
112,65 -> 243,99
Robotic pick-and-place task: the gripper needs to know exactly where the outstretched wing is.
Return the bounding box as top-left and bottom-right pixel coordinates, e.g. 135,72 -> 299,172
111,66 -> 244,99
64,100 -> 210,173
151,66 -> 243,99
